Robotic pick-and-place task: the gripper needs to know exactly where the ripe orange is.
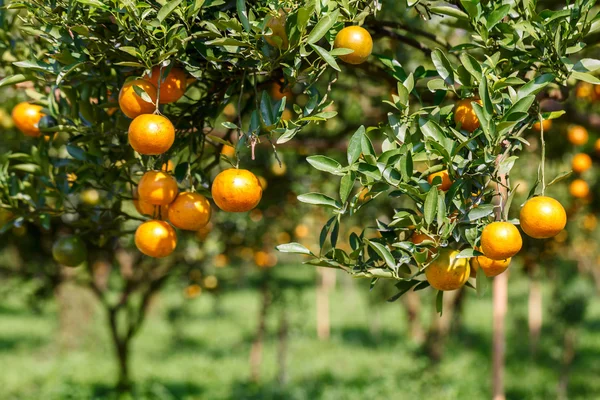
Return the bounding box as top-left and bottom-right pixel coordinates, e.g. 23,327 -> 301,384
185,284 -> 202,298
480,221 -> 522,260
281,109 -> 293,121
254,250 -> 278,268
134,189 -> 169,219
118,79 -> 157,119
576,82 -> 595,100
211,169 -> 263,212
410,232 -> 434,245
334,26 -> 373,65
532,119 -> 552,132
295,224 -> 309,238
145,66 -> 187,104
470,255 -> 510,278
168,192 -> 211,231
567,125 -> 588,146
161,160 -> 174,172
265,11 -> 288,49
138,171 -> 179,205
221,144 -> 236,158
135,220 -> 177,258
569,179 -> 590,198
425,250 -> 470,291
454,98 -> 482,132
427,170 -> 452,191
52,235 -> 87,267
195,221 -> 213,240
572,153 -> 592,174
595,138 -> 600,154
519,196 -> 567,239
270,82 -> 293,101
128,114 -> 175,155
12,102 -> 44,137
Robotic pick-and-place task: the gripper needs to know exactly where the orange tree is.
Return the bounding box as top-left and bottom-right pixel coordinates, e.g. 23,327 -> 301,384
274,1 -> 599,308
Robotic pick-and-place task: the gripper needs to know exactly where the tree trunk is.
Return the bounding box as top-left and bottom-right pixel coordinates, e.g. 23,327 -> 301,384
557,328 -> 577,400
108,309 -> 131,392
425,289 -> 462,361
403,290 -> 424,343
528,265 -> 542,356
277,308 -> 289,386
316,268 -> 335,340
250,283 -> 270,382
492,271 -> 508,400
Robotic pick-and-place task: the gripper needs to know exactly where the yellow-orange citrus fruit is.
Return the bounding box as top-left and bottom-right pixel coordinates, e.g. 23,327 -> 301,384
572,153 -> 592,174
185,284 -> 202,299
532,119 -> 552,132
425,250 -> 470,291
470,256 -> 511,278
576,82 -> 595,100
135,220 -> 177,258
567,125 -> 588,146
80,189 -> 100,206
221,144 -> 236,158
168,192 -> 211,231
428,170 -> 452,191
295,224 -> 309,238
519,196 -> 567,239
480,221 -> 522,260
333,26 -> 373,65
569,179 -> 590,198
595,138 -> 600,154
281,108 -> 293,121
145,66 -> 187,104
12,102 -> 44,137
118,79 -> 157,119
270,82 -> 293,101
138,171 -> 178,205
203,275 -> 218,289
128,114 -> 175,155
195,221 -> 213,240
214,253 -> 229,267
134,189 -> 169,220
257,176 -> 268,190
212,169 -> 263,212
265,11 -> 288,49
254,250 -> 278,268
161,160 -> 174,172
410,233 -> 434,245
454,98 -> 482,132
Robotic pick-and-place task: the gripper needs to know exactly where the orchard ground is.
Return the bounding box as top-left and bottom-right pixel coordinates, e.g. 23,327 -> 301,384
1,264 -> 600,400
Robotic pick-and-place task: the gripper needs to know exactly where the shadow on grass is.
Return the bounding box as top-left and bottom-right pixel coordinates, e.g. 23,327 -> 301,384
0,335 -> 47,353
330,325 -> 401,349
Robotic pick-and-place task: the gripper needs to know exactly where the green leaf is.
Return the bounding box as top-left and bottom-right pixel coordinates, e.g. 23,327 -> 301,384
306,155 -> 342,174
347,126 -> 365,165
475,265 -> 488,297
431,49 -> 455,85
310,44 -> 341,71
157,0 -> 182,23
66,145 -> 86,161
423,189 -> 438,225
236,0 -> 251,32
570,71 -> 600,84
486,4 -> 510,30
547,171 -> 572,187
76,0 -> 109,9
339,172 -> 355,203
572,58 -> 600,73
276,242 -> 313,255
297,193 -> 341,209
429,6 -> 469,21
368,241 -> 396,270
0,74 -> 30,88
466,204 -> 495,221
459,53 -> 482,82
307,9 -> 340,44
436,290 -> 444,315
517,74 -> 554,98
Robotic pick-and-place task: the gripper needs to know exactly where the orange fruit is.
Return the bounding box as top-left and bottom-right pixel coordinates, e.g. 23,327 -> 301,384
118,79 -> 157,119
134,189 -> 169,219
425,250 -> 470,291
214,253 -> 229,267
567,125 -> 588,146
128,114 -> 175,155
454,98 -> 482,132
427,170 -> 452,191
569,179 -> 590,198
281,108 -> 293,121
480,221 -> 522,260
167,192 -> 211,231
52,236 -> 87,267
185,284 -> 202,298
221,144 -> 236,158
203,275 -> 218,289
138,171 -> 178,205
295,224 -> 309,238
135,220 -> 177,258
264,11 -> 288,49
470,256 -> 510,278
576,82 -> 595,100
519,196 -> 567,239
195,221 -> 213,240
532,119 -> 552,132
211,169 -> 263,212
333,26 -> 373,65
270,82 -> 293,101
254,250 -> 278,268
12,102 -> 44,137
595,138 -> 600,154
572,153 -> 592,174
161,160 -> 174,172
144,66 -> 187,104
410,233 -> 434,244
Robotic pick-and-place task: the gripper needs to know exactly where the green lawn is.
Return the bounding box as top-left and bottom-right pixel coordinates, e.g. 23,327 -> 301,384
1,265 -> 599,399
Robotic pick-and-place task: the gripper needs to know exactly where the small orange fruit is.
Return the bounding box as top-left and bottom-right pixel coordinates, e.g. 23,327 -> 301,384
470,256 -> 510,278
211,169 -> 263,212
454,98 -> 482,133
134,189 -> 169,220
270,82 -> 293,101
185,284 -> 202,298
161,160 -> 175,172
333,26 -> 373,65
118,79 -> 157,119
427,170 -> 453,191
480,221 -> 522,260
221,144 -> 236,158
295,224 -> 309,238
128,114 -> 175,155
410,233 -> 434,245
569,179 -> 590,198
265,11 -> 288,49
138,171 -> 178,205
135,220 -> 177,258
425,250 -> 470,291
168,192 -> 211,231
519,196 -> 567,239
12,102 -> 44,137
567,125 -> 588,146
595,138 -> 600,154
144,66 -> 187,104
572,153 -> 592,174
576,82 -> 595,100
532,119 -> 552,132
281,108 -> 293,121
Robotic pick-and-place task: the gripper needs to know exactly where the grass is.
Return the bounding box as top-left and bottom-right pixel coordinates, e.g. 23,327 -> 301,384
0,264 -> 599,399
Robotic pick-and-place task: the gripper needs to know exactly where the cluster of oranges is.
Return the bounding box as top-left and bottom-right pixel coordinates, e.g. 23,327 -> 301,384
564,124 -> 595,199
